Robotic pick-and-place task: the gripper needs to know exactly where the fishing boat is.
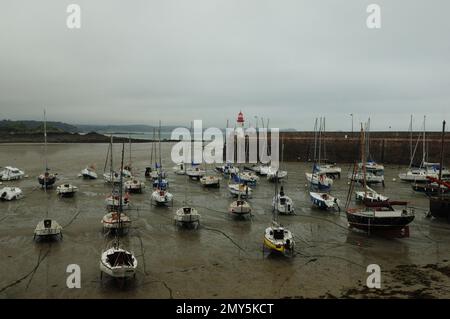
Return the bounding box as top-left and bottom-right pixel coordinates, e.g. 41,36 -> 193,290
0,187 -> 24,201
102,143 -> 132,233
345,124 -> 414,235
346,201 -> 415,232
80,165 -> 98,179
0,166 -> 25,181
56,184 -> 78,197
310,192 -> 340,211
37,111 -> 56,189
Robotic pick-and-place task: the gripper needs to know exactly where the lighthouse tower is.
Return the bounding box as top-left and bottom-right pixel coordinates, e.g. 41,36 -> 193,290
236,111 -> 245,128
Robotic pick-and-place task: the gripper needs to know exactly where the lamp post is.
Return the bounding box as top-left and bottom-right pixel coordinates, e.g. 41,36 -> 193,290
350,113 -> 354,135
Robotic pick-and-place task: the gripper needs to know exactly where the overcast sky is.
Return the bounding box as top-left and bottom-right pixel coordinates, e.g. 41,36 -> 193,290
0,0 -> 449,130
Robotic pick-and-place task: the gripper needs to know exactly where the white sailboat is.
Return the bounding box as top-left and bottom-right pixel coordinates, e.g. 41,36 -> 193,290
56,184 -> 78,197
0,166 -> 25,181
264,175 -> 295,257
100,147 -> 137,280
151,121 -> 174,206
102,143 -> 132,233
37,111 -> 57,189
174,171 -> 201,228
80,165 -> 98,179
123,136 -> 145,193
0,187 -> 24,201
272,185 -> 294,215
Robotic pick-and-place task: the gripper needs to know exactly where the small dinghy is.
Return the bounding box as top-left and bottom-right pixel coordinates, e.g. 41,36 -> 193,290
229,199 -> 252,216
100,245 -> 137,279
200,175 -> 221,187
263,222 -> 295,257
272,185 -> 295,215
0,187 -> 24,201
80,166 -> 98,179
56,184 -> 78,197
124,178 -> 145,193
0,166 -> 25,181
34,219 -> 63,241
174,207 -> 201,227
310,191 -> 340,211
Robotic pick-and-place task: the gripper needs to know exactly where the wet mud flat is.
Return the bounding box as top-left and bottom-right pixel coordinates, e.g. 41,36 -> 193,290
1,143 -> 450,298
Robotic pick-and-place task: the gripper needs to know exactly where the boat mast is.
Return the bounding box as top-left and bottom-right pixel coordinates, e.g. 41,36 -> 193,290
422,115 -> 426,167
409,115 -> 413,164
158,120 -> 162,179
323,117 -> 327,161
118,142 -> 125,244
313,118 -> 318,162
361,123 -> 367,195
439,121 -> 446,185
318,117 -> 322,165
43,109 -> 48,174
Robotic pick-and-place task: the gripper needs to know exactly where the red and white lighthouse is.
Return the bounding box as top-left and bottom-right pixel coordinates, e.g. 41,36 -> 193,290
236,111 -> 245,127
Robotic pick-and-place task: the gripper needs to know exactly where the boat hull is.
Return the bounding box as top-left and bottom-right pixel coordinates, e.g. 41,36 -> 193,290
429,196 -> 450,220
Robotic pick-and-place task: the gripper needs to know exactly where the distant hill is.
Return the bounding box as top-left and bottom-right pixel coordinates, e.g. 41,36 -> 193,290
76,124 -> 181,133
0,120 -> 79,133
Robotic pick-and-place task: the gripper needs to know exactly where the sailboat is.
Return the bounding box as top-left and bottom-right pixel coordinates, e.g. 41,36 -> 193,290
100,145 -> 137,280
186,162 -> 206,180
34,136 -> 63,241
0,166 -> 25,181
428,121 -> 450,220
228,173 -> 252,198
345,125 -> 415,234
272,184 -> 295,215
263,177 -> 295,256
151,121 -> 174,206
102,143 -> 132,233
306,118 -> 334,191
56,184 -> 78,197
38,111 -> 56,189
313,118 -> 342,178
0,187 -> 24,201
172,161 -> 186,175
229,193 -> 252,217
267,139 -> 288,182
351,124 -> 389,205
105,141 -> 131,210
80,165 -> 98,179
348,118 -> 385,186
174,169 -> 201,228
124,136 -> 145,193
103,135 -> 120,184
200,161 -> 221,187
